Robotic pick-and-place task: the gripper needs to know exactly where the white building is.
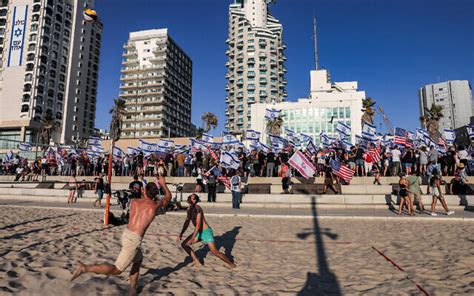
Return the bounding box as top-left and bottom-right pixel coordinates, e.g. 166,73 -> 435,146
419,80 -> 473,131
225,0 -> 287,133
251,69 -> 365,145
0,0 -> 102,148
119,29 -> 192,139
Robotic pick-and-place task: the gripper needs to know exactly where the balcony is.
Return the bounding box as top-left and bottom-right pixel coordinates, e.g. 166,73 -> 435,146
247,72 -> 255,77
237,53 -> 244,61
122,59 -> 139,65
259,91 -> 268,97
282,79 -> 288,85
259,78 -> 268,84
248,85 -> 256,91
225,61 -> 231,67
150,55 -> 166,63
237,41 -> 244,49
236,66 -> 244,73
259,65 -> 267,71
123,43 -> 134,49
122,50 -> 137,58
247,58 -> 255,64
237,79 -> 244,86
259,53 -> 267,58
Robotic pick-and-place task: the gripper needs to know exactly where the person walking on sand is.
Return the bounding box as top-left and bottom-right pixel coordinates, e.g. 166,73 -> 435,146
177,193 -> 236,268
429,170 -> 455,217
70,177 -> 172,296
398,173 -> 411,215
407,171 -> 425,214
93,173 -> 105,208
67,172 -> 77,204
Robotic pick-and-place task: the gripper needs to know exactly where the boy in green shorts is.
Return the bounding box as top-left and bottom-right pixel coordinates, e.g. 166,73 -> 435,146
177,193 -> 236,268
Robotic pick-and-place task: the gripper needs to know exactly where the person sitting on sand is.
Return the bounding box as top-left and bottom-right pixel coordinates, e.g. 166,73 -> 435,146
71,177 -> 172,296
177,193 -> 236,268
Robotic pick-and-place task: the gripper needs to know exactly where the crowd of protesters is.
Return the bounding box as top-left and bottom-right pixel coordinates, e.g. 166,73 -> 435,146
1,144 -> 473,182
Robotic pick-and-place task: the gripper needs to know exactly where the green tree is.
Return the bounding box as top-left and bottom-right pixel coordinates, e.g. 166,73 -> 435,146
361,97 -> 377,125
39,113 -> 59,150
266,115 -> 284,136
201,112 -> 218,132
420,103 -> 444,140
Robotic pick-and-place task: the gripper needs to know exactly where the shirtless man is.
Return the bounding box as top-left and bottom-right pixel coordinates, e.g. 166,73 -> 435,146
70,176 -> 172,296
177,193 -> 236,268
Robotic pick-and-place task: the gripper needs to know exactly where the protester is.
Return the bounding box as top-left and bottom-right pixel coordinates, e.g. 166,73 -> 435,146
323,166 -> 339,194
429,170 -> 455,216
230,170 -> 242,209
407,171 -> 425,214
93,173 -> 105,208
280,162 -> 292,194
67,172 -> 78,204
398,173 -> 411,215
207,171 -> 217,202
129,175 -> 143,199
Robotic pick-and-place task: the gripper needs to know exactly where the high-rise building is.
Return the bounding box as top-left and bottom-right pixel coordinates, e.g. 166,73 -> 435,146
419,80 -> 473,131
119,29 -> 192,139
251,69 -> 365,144
225,0 -> 287,133
0,0 -> 102,148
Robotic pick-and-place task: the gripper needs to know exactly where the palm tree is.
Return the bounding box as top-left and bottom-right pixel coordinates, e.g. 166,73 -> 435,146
420,103 -> 444,140
361,97 -> 377,125
104,98 -> 125,226
195,127 -> 205,140
201,112 -> 218,132
39,113 -> 59,151
266,115 -> 284,136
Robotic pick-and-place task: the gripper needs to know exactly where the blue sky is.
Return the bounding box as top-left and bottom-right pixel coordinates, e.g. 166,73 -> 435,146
94,0 -> 474,135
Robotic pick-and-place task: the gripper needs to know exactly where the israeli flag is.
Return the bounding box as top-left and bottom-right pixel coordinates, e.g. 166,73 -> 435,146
19,142 -> 32,152
249,140 -> 260,150
127,146 -> 140,155
223,134 -> 239,145
305,141 -> 318,155
269,134 -> 285,145
299,133 -> 313,144
342,140 -> 353,151
320,132 -> 335,147
284,128 -> 296,137
88,145 -> 104,153
272,142 -> 284,153
443,129 -> 455,143
246,130 -> 260,141
190,139 -> 208,151
406,131 -> 416,141
5,150 -> 14,161
88,136 -> 102,146
174,145 -> 189,154
201,133 -> 214,144
265,108 -> 282,120
259,142 -> 270,153
220,151 -> 240,170
139,140 -> 157,153
336,122 -> 351,137
87,151 -> 100,158
113,146 -> 125,158
416,128 -> 429,140
468,125 -> 474,140
362,131 -> 376,142
362,122 -> 377,136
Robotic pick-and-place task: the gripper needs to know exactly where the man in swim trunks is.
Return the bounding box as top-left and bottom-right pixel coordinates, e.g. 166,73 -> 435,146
177,193 -> 236,268
70,176 -> 172,296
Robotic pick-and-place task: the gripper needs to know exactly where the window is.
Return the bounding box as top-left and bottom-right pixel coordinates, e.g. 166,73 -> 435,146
21,105 -> 29,113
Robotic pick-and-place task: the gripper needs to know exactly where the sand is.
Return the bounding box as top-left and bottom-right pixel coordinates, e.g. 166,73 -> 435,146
0,206 -> 473,295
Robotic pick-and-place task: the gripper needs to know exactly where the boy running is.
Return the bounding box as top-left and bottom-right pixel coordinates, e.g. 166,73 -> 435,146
70,177 -> 172,296
177,193 -> 236,268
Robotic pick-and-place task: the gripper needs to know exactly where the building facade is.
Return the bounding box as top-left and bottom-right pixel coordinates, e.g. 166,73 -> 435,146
225,0 -> 287,133
119,29 -> 192,139
0,0 -> 102,148
251,69 -> 365,145
419,80 -> 473,131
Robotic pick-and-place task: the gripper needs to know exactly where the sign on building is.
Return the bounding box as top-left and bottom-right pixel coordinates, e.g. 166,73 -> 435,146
8,5 -> 28,67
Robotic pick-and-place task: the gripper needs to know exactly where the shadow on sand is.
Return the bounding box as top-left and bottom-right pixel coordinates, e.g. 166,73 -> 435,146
140,226 -> 241,292
297,196 -> 341,295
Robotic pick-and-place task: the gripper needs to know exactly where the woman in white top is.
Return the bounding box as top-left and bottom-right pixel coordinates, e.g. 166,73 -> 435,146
457,146 -> 470,167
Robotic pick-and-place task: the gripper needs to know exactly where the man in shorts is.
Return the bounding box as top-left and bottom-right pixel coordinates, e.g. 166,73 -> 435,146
71,177 -> 172,296
177,193 -> 236,268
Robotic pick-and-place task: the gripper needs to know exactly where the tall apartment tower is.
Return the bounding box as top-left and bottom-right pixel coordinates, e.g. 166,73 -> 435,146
419,80 -> 473,131
225,0 -> 287,133
119,29 -> 192,139
0,0 -> 102,147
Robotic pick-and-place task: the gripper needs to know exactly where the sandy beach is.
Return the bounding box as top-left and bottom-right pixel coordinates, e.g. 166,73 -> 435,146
0,206 -> 473,295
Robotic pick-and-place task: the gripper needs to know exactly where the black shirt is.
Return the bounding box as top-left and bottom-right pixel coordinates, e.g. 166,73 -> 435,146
266,152 -> 275,163
196,151 -> 203,162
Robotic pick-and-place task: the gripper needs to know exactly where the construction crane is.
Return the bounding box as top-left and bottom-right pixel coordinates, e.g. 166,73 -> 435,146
378,106 -> 395,135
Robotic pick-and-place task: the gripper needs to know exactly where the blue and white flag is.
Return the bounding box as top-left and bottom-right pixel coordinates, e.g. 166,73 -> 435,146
362,122 -> 377,136
284,128 -> 296,137
138,140 -> 157,153
362,131 -> 376,142
174,145 -> 189,154
299,133 -> 313,144
265,108 -> 282,120
269,134 -> 286,146
220,151 -> 240,170
201,133 -> 214,144
127,146 -> 140,155
467,125 -> 474,140
19,142 -> 32,152
443,129 -> 455,143
4,150 -> 14,162
157,139 -> 174,152
246,130 -> 260,141
87,151 -> 100,158
88,145 -> 104,154
113,146 -> 125,158
223,134 -> 240,145
320,132 -> 336,147
305,141 -> 318,156
190,139 -> 208,152
259,142 -> 270,153
342,140 -> 353,151
336,122 -> 351,137
416,128 -> 429,140
88,136 -> 102,146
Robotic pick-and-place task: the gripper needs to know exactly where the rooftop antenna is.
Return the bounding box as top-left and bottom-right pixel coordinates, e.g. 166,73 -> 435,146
313,15 -> 318,70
